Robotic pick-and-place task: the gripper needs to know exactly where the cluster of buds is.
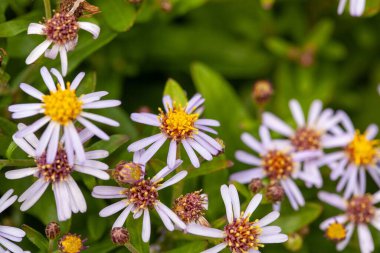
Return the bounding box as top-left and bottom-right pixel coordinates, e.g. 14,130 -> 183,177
248,178 -> 285,203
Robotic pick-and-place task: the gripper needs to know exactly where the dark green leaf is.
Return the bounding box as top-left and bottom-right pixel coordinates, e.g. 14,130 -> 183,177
185,156 -> 233,179
87,134 -> 129,154
164,241 -> 208,253
21,224 -> 49,251
95,0 -> 136,32
163,78 -> 188,105
0,11 -> 41,37
87,214 -> 107,240
76,71 -> 96,95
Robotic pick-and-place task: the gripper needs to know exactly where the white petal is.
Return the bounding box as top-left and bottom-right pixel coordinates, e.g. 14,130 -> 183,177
261,226 -> 282,236
307,100 -> 322,126
82,100 -> 121,109
0,237 -> 24,253
151,160 -> 182,182
45,44 -> 59,59
243,194 -> 263,218
284,179 -> 305,208
235,150 -> 262,166
20,182 -> 49,211
9,103 -> 43,113
40,66 -> 56,92
19,83 -> 43,100
85,150 -> 109,160
182,139 -> 200,168
27,23 -> 45,35
358,224 -> 374,253
229,168 -> 263,184
188,139 -> 213,161
99,200 -> 127,217
142,209 -> 151,242
25,40 -> 52,65
74,166 -> 110,180
78,22 -> 100,39
337,222 -> 354,251
186,223 -> 224,238
66,177 -> 86,212
67,122 -> 86,162
320,215 -> 347,230
220,185 -> 233,223
156,202 -> 186,229
186,94 -> 202,113
112,205 -> 133,228
259,234 -> 288,244
154,206 -> 174,231
162,95 -> 173,112
139,136 -> 167,164
12,136 -> 36,157
128,134 -> 165,152
318,191 -> 347,210
167,140 -> 177,169
196,119 -> 220,127
0,226 -> 25,238
157,171 -> 187,190
228,185 -> 240,219
131,113 -> 160,127
289,100 -> 305,127
70,72 -> 85,90
46,124 -> 60,164
5,168 -> 37,180
262,113 -> 294,137
338,0 -> 348,14
77,116 -> 109,140
196,131 -> 222,151
365,124 -> 378,140
0,189 -> 16,212
201,243 -> 227,253
259,126 -> 272,149
257,211 -> 280,227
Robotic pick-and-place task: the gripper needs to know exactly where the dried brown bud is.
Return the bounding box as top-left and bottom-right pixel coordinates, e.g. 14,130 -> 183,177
113,161 -> 144,185
248,178 -> 264,194
45,222 -> 61,239
299,49 -> 315,67
252,80 -> 273,105
265,183 -> 285,202
60,0 -> 100,18
111,227 -> 129,245
160,0 -> 172,12
173,191 -> 209,226
137,106 -> 152,113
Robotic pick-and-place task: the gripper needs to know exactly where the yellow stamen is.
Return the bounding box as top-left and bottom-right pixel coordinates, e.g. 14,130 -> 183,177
159,102 -> 199,141
345,131 -> 379,166
325,222 -> 346,242
43,84 -> 82,125
59,234 -> 83,253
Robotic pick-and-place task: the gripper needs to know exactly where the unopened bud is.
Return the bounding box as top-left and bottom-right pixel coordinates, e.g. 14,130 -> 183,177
160,0 -> 172,12
173,191 -> 209,226
45,222 -> 61,240
249,178 -> 264,194
111,227 -> 129,245
284,233 -> 303,252
252,80 -> 273,105
137,106 -> 152,113
265,183 -> 285,202
113,161 -> 144,184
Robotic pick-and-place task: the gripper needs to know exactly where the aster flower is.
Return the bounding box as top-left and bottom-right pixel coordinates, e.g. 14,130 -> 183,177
263,99 -> 343,188
92,160 -> 187,242
25,4 -> 100,76
320,112 -> 380,198
187,184 -> 288,253
8,67 -> 120,164
0,189 -> 28,253
5,124 -> 110,221
338,0 -> 366,17
318,190 -> 380,253
58,233 -> 88,253
230,125 -> 317,210
173,190 -> 209,226
127,93 -> 223,169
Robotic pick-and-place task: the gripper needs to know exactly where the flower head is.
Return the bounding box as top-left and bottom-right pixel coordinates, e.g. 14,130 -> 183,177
230,125 -> 316,210
45,222 -> 61,239
6,125 -> 110,221
112,150 -> 146,185
110,227 -> 129,246
8,67 -> 120,164
92,159 -> 188,242
318,190 -> 380,253
26,5 -> 100,76
173,190 -> 209,226
263,99 -> 344,188
58,233 -> 87,253
187,184 -> 288,253
320,112 -> 380,198
128,93 -> 223,169
0,189 -> 28,253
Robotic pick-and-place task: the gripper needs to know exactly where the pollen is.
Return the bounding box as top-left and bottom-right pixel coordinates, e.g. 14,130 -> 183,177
173,190 -> 208,225
123,179 -> 159,211
345,131 -> 379,166
159,103 -> 199,141
43,84 -> 82,125
58,233 -> 86,253
325,222 -> 346,242
262,150 -> 294,181
291,127 -> 321,151
224,217 -> 263,253
44,12 -> 79,45
36,146 -> 73,182
346,195 -> 375,224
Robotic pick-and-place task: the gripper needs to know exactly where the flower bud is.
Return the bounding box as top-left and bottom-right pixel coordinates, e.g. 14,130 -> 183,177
265,183 -> 285,202
248,178 -> 264,194
284,233 -> 303,252
45,222 -> 61,240
111,227 -> 129,245
113,161 -> 144,184
252,80 -> 273,105
173,191 -> 209,226
160,0 -> 172,12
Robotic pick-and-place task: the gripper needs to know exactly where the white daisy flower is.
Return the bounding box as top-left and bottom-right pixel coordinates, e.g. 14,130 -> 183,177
320,111 -> 380,199
318,190 -> 380,253
8,67 -> 121,164
230,125 -> 317,210
0,189 -> 28,253
127,93 -> 223,169
173,190 -> 209,226
92,160 -> 188,242
338,0 -> 366,17
25,5 -> 100,76
263,99 -> 343,188
187,184 -> 288,253
5,124 -> 110,221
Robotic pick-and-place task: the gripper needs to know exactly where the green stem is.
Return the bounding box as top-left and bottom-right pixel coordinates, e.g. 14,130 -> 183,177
125,243 -> 139,253
48,239 -> 54,253
43,0 -> 52,19
0,159 -> 36,168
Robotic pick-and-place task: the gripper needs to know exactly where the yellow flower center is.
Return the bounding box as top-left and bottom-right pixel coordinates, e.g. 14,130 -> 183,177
59,234 -> 83,253
262,150 -> 294,181
43,84 -> 82,125
325,222 -> 346,242
345,131 -> 379,166
159,103 -> 199,141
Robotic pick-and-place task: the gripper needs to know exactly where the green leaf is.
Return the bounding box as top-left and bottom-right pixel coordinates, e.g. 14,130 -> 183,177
273,202 -> 323,234
76,71 -> 96,95
0,117 -> 17,136
164,241 -> 208,253
125,216 -> 149,253
0,11 -> 41,37
0,159 -> 35,170
87,134 -> 129,154
87,214 -> 107,240
5,141 -> 17,159
95,0 -> 137,32
185,156 -> 233,179
363,0 -> 380,16
163,78 -> 188,106
21,224 -> 49,251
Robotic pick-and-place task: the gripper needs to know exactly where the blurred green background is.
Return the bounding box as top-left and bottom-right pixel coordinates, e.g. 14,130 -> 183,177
1,0 -> 380,252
